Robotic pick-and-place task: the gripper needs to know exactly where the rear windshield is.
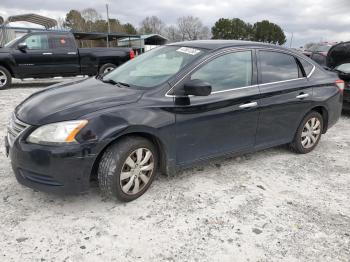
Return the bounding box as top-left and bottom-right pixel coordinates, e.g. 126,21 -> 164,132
102,46 -> 206,88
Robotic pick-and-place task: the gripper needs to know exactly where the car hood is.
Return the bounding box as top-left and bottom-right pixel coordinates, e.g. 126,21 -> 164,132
16,77 -> 144,125
326,41 -> 350,69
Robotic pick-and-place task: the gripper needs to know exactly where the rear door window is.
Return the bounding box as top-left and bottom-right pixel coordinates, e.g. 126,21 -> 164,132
259,51 -> 301,84
50,35 -> 76,50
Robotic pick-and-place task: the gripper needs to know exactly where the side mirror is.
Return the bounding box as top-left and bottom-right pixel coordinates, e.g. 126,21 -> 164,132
18,43 -> 27,52
184,79 -> 212,96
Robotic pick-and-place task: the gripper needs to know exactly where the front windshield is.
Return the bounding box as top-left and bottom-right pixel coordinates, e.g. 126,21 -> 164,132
4,35 -> 24,47
102,46 -> 206,88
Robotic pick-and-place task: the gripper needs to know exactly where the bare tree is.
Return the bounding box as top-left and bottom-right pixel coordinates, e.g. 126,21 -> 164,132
139,16 -> 165,34
81,8 -> 101,31
200,26 -> 210,40
164,25 -> 181,42
177,16 -> 209,40
56,17 -> 66,30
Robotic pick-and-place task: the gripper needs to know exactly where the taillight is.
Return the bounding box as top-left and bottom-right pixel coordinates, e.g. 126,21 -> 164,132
129,50 -> 135,59
335,79 -> 345,94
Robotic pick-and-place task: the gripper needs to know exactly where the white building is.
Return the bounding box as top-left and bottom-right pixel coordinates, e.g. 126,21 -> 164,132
118,34 -> 168,54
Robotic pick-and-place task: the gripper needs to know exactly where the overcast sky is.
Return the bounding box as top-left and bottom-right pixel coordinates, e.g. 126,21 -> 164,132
1,0 -> 350,47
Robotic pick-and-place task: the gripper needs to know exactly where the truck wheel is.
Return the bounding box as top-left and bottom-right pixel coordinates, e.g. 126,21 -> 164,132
289,111 -> 323,154
98,136 -> 158,202
0,66 -> 11,90
99,63 -> 117,75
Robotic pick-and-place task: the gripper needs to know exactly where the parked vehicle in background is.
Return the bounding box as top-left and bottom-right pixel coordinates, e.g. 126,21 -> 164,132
6,40 -> 343,201
301,43 -> 317,57
326,41 -> 350,111
0,31 -> 135,89
302,42 -> 336,66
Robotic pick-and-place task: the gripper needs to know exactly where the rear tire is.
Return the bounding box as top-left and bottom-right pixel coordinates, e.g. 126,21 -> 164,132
99,63 -> 117,75
289,111 -> 323,154
98,136 -> 158,202
0,66 -> 11,90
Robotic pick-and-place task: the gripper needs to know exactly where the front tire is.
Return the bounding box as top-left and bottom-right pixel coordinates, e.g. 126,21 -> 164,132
0,66 -> 11,90
98,136 -> 158,202
289,111 -> 323,154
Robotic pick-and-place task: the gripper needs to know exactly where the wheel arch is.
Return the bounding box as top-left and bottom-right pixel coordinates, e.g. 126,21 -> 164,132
0,61 -> 14,76
90,131 -> 168,181
310,105 -> 329,133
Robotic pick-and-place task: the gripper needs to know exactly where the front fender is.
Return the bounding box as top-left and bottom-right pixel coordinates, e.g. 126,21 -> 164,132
0,52 -> 16,75
78,107 -> 177,175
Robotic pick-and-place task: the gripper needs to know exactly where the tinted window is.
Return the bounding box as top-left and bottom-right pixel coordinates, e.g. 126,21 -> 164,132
190,51 -> 252,92
24,34 -> 49,50
260,51 -> 300,83
50,35 -> 76,50
299,59 -> 314,76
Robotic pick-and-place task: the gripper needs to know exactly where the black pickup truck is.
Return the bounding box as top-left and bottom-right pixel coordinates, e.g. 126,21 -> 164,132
0,31 -> 135,89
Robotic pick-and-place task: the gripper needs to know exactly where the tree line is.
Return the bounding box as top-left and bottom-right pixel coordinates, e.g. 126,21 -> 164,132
211,18 -> 286,45
61,8 -> 137,35
60,8 -> 286,45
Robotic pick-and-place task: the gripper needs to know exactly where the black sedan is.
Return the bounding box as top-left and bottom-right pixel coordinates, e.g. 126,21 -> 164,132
6,40 -> 343,201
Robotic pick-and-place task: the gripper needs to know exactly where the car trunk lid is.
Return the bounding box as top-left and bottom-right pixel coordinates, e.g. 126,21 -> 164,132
326,42 -> 350,84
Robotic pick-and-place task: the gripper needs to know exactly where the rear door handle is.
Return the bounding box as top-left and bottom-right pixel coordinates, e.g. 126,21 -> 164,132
42,52 -> 52,55
296,93 -> 309,99
67,52 -> 77,55
239,101 -> 258,109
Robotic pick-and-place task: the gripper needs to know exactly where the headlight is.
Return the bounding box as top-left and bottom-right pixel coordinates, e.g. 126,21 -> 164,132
27,120 -> 88,144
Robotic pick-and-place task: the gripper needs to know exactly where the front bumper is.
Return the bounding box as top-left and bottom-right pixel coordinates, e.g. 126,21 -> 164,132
6,135 -> 101,195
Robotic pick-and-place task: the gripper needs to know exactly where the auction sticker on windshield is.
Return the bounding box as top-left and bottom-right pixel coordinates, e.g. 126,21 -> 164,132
176,47 -> 201,55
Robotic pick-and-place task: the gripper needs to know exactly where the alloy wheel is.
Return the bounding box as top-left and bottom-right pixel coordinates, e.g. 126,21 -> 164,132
301,117 -> 321,149
0,70 -> 7,88
120,148 -> 154,195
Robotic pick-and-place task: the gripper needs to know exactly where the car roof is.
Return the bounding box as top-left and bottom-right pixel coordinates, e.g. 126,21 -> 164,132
167,40 -> 284,51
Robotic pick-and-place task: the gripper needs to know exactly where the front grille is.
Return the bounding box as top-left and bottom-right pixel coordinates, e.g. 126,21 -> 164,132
7,114 -> 30,146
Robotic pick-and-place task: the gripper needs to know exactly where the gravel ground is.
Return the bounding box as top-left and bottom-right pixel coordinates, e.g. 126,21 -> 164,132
0,81 -> 349,262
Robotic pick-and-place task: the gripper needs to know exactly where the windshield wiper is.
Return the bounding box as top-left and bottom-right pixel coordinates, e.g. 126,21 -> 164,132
115,81 -> 130,87
101,79 -> 130,87
102,78 -> 118,85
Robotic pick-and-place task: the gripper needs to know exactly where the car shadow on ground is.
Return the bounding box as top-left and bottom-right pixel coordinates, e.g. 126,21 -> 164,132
19,144 -> 291,204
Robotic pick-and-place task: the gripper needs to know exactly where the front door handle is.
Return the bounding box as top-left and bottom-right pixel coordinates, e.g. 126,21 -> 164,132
42,52 -> 52,55
296,93 -> 309,99
239,101 -> 258,109
67,52 -> 77,55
